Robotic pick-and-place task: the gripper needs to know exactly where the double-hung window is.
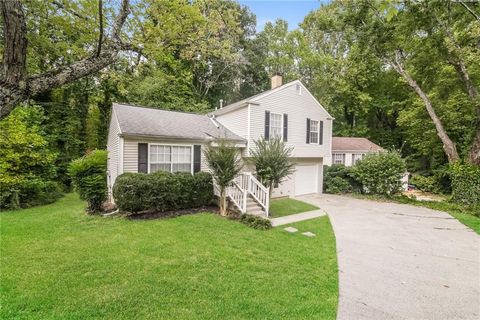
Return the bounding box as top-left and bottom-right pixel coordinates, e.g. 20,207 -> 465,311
333,153 -> 345,165
149,145 -> 192,173
270,113 -> 283,139
310,120 -> 319,144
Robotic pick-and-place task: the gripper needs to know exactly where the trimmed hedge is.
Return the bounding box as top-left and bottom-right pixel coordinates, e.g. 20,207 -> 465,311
68,150 -> 108,213
450,163 -> 480,206
113,171 -> 214,214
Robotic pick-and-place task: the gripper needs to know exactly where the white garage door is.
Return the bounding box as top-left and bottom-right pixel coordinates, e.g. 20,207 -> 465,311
295,164 -> 318,196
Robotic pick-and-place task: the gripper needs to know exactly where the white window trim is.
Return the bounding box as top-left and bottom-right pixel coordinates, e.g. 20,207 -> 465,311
309,119 -> 319,144
333,153 -> 345,165
270,112 -> 283,140
147,143 -> 194,174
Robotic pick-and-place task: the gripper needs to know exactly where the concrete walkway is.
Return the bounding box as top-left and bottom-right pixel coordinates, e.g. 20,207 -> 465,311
298,194 -> 480,320
269,209 -> 326,226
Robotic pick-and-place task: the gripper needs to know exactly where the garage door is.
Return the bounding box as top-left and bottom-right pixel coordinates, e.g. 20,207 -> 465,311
295,164 -> 318,196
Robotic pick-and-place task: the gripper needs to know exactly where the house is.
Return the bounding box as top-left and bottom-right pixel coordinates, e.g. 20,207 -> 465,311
324,137 -> 383,166
107,75 -> 333,215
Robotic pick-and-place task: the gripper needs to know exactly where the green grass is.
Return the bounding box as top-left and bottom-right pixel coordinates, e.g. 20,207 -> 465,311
269,198 -> 319,218
1,194 -> 338,319
350,193 -> 480,234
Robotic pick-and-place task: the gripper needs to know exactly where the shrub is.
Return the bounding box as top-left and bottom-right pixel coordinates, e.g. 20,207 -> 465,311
326,176 -> 353,194
410,175 -> 439,193
323,164 -> 359,194
0,179 -> 62,210
351,151 -> 406,195
113,171 -> 214,214
239,214 -> 272,230
68,150 -> 108,213
449,163 -> 480,206
0,105 -> 61,209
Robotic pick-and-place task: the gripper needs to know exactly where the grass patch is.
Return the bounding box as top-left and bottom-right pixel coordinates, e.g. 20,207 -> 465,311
269,198 -> 319,218
349,193 -> 480,234
1,194 -> 338,319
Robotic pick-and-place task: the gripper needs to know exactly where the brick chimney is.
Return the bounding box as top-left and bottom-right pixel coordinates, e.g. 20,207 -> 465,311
271,74 -> 283,89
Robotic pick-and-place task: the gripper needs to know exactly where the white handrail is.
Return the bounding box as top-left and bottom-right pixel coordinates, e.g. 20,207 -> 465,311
245,173 -> 270,216
226,181 -> 246,213
216,173 -> 270,216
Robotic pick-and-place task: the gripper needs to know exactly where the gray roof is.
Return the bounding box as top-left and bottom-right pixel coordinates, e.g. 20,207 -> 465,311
113,103 -> 245,142
332,137 -> 384,152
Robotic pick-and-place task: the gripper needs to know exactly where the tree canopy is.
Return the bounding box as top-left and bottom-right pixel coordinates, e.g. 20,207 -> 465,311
0,0 -> 478,206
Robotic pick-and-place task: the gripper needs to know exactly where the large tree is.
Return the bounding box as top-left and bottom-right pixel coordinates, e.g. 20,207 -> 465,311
0,0 -> 134,119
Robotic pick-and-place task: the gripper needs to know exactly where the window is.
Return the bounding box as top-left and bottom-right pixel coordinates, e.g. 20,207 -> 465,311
270,113 -> 283,138
333,153 -> 345,165
149,145 -> 192,173
310,120 -> 319,144
352,153 -> 363,165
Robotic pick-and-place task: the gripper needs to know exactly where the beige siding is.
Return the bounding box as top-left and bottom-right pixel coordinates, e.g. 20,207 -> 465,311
214,106 -> 248,139
250,83 -> 332,158
123,137 -> 210,173
106,109 -> 121,198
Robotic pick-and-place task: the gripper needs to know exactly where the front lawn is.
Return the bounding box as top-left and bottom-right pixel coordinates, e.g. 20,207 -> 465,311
1,194 -> 338,319
270,198 -> 319,217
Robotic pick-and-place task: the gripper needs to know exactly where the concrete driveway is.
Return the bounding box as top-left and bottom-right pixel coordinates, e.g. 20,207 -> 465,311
297,194 -> 480,320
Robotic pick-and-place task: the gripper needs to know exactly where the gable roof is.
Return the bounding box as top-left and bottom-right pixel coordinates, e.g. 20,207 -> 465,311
332,137 -> 383,152
112,103 -> 245,142
212,80 -> 333,118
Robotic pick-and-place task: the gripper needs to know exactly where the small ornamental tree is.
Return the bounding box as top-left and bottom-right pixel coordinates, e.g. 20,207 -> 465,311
204,140 -> 243,216
351,151 -> 406,195
250,137 -> 295,202
68,150 -> 108,213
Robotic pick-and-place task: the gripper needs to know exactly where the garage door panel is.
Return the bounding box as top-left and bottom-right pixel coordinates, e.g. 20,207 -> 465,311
295,164 -> 318,196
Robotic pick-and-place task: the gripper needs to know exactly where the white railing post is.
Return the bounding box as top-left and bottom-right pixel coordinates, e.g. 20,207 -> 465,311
265,187 -> 270,217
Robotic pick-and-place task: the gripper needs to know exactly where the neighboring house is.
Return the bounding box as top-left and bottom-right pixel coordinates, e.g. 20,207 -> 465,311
324,137 -> 383,167
107,75 -> 333,215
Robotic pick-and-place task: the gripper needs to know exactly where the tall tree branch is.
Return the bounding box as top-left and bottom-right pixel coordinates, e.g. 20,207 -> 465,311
387,50 -> 460,163
96,0 -> 104,57
0,0 -> 131,119
458,1 -> 480,23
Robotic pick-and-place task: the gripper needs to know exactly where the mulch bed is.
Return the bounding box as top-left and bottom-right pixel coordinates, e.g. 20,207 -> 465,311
127,206 -> 219,220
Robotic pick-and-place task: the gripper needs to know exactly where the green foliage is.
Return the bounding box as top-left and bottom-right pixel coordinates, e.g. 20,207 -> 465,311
351,151 -> 406,195
239,214 -> 272,230
112,172 -> 214,214
250,137 -> 294,192
68,150 -> 108,213
323,164 -> 360,194
326,176 -> 353,194
449,163 -> 480,206
203,140 -> 243,216
0,105 -> 61,209
410,174 -> 442,194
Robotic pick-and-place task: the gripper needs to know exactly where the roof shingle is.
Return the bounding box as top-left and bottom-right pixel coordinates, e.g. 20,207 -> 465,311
332,137 -> 383,152
113,103 -> 245,142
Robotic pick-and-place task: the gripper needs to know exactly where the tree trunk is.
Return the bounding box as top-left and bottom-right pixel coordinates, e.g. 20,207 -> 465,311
219,189 -> 227,216
389,51 -> 460,163
440,19 -> 480,164
450,58 -> 480,165
0,0 -> 131,119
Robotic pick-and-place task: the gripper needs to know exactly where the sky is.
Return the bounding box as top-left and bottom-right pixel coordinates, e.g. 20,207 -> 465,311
237,0 -> 330,31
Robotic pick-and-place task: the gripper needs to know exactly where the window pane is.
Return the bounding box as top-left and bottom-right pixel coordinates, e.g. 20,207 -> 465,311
172,163 -> 191,172
150,163 -> 170,173
310,120 -> 319,132
270,113 -> 282,138
310,132 -> 318,144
